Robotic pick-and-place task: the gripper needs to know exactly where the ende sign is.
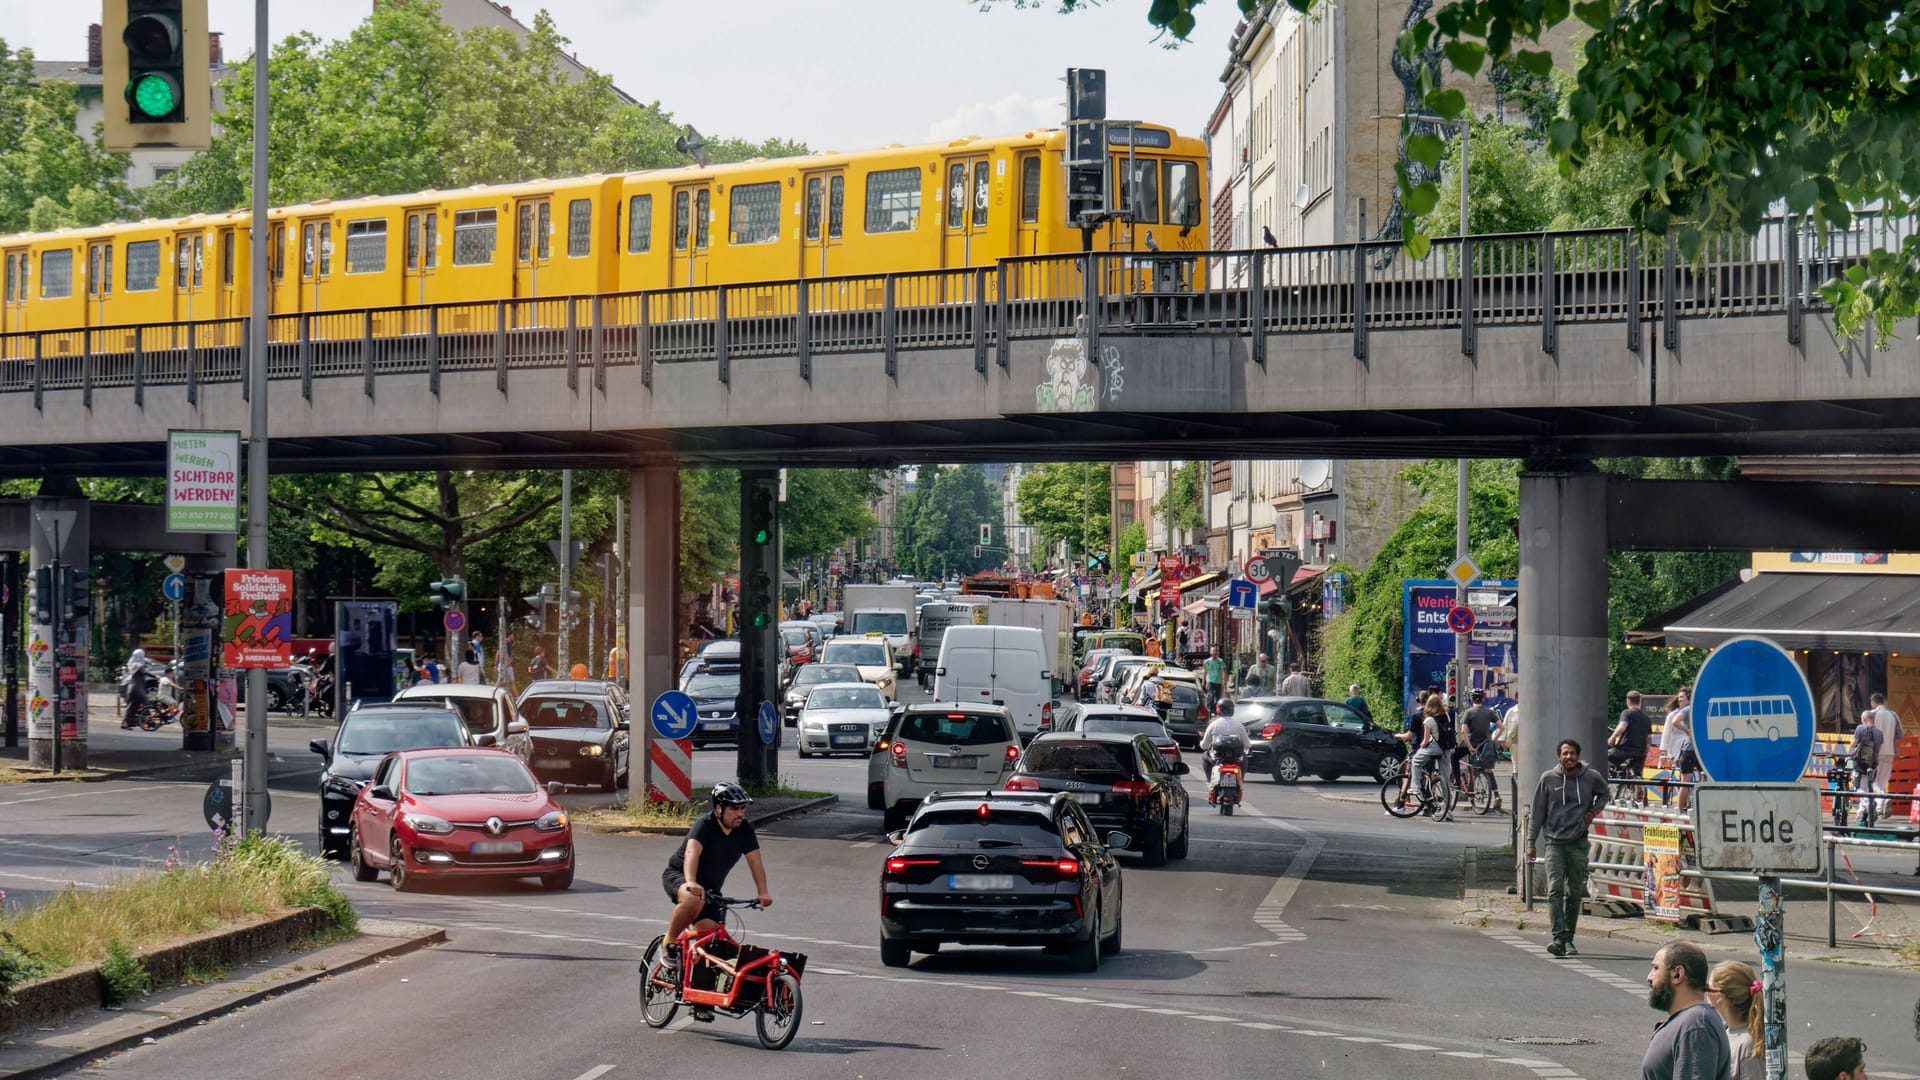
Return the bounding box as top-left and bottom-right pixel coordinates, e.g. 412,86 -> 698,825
1692,783 -> 1823,875
167,430 -> 241,533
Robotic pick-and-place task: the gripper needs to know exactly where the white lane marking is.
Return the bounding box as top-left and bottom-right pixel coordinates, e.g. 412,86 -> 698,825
0,870 -> 105,888
1479,929 -> 1645,996
1238,807 -> 1321,945
0,787 -> 150,807
849,841 -> 878,850
0,836 -> 169,865
570,1067 -> 617,1080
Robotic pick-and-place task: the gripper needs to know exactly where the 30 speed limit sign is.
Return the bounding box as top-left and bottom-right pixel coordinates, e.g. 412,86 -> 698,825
1244,558 -> 1271,583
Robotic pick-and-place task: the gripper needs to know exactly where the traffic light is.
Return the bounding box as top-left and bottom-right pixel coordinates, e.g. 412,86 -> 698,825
748,484 -> 777,549
973,545 -> 982,559
61,567 -> 90,621
1066,68 -> 1107,122
31,566 -> 53,626
429,577 -> 464,609
741,473 -> 779,631
102,0 -> 211,153
979,523 -> 991,545
1445,660 -> 1459,710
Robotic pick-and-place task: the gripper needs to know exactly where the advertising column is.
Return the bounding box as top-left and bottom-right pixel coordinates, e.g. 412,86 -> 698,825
179,574 -> 223,751
167,431 -> 240,752
223,570 -> 293,750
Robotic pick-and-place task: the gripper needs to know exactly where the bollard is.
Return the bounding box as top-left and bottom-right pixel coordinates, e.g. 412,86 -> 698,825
1826,838 -> 1837,948
1521,808 -> 1535,910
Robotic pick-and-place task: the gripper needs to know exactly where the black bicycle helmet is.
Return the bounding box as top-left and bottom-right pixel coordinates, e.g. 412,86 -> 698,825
711,781 -> 754,807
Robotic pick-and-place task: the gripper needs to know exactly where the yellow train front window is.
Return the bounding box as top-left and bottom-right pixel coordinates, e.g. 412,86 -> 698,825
1166,161 -> 1201,228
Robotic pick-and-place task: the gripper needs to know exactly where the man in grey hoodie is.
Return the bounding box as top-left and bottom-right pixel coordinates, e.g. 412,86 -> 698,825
1526,737 -> 1610,956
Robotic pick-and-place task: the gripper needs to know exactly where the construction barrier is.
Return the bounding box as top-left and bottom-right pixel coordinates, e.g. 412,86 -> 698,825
648,736 -> 694,803
1586,803 -> 1737,928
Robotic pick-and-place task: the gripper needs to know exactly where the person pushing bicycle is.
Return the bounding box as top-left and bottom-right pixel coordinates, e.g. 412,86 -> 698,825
664,782 -> 773,1018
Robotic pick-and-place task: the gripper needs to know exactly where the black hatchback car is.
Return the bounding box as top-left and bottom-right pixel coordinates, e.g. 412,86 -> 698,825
880,790 -> 1127,973
1007,732 -> 1189,867
311,701 -> 472,858
517,687 -> 631,792
1238,696 -> 1406,784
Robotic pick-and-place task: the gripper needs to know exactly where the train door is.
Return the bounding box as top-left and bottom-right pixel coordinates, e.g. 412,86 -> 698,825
2,248 -> 26,332
298,216 -> 332,312
1015,152 -> 1042,256
670,182 -> 712,287
799,169 -> 846,278
403,207 -> 438,305
941,155 -> 992,267
513,196 -> 551,297
85,239 -> 113,326
216,227 -> 238,317
173,230 -> 207,322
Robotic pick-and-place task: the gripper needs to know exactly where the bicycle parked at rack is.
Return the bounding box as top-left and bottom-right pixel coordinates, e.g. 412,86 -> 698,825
1382,755 -> 1456,819
640,897 -> 806,1050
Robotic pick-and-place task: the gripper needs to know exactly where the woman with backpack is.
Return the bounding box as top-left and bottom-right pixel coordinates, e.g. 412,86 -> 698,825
1852,710 -> 1886,827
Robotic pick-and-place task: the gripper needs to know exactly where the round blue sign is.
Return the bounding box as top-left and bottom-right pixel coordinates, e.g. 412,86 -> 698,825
1691,636 -> 1817,784
162,573 -> 186,603
757,700 -> 778,745
651,690 -> 698,741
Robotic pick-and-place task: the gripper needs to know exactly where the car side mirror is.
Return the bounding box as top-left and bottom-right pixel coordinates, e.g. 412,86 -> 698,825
309,738 -> 329,757
1105,831 -> 1133,851
507,720 -> 529,735
367,784 -> 394,802
1173,761 -> 1190,775
547,781 -> 565,796
935,667 -> 946,677
886,830 -> 906,846
474,733 -> 498,747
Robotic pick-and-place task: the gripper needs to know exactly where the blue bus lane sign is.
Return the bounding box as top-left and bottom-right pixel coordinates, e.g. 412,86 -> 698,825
1691,636 -> 1817,784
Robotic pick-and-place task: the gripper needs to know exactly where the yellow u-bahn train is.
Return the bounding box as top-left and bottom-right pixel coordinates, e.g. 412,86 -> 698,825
0,123 -> 1207,351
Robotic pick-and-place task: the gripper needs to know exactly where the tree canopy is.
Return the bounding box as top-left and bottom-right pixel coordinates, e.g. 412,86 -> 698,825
0,41 -> 132,232
1015,462 -> 1111,559
897,465 -> 1000,579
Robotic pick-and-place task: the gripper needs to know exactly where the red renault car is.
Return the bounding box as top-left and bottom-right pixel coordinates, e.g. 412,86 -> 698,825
348,747 -> 574,891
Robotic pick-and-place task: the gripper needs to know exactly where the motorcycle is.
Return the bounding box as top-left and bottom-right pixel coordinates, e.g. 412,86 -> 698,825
1207,735 -> 1245,815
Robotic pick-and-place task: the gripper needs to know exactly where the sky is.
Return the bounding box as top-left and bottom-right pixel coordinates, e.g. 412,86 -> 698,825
4,0 -> 1240,154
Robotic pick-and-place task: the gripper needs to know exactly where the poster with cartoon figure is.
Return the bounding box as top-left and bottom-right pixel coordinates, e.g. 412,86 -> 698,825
222,570 -> 294,668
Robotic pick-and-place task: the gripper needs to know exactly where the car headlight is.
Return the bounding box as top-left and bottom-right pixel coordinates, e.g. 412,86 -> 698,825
324,776 -> 366,798
578,744 -> 604,756
402,813 -> 454,835
800,720 -> 823,732
537,810 -> 569,831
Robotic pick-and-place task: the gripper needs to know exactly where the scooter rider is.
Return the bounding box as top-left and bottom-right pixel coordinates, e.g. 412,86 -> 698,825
1199,697 -> 1247,805
120,646 -> 153,729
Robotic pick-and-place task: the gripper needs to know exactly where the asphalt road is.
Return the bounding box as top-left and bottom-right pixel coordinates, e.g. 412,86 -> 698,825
7,683 -> 1919,1079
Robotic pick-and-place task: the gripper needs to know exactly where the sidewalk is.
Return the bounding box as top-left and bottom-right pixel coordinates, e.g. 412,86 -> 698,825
0,698 -> 336,784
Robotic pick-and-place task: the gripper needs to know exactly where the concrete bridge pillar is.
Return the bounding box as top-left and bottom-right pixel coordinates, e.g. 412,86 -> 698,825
629,465 -> 680,798
1516,465 -> 1611,814
27,496 -> 90,770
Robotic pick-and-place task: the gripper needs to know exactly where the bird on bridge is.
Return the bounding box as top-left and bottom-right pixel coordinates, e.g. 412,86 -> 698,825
1263,226 -> 1279,248
1144,233 -> 1161,253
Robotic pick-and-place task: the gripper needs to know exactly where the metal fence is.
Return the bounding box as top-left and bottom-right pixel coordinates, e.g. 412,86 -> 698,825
2,213 -> 1910,402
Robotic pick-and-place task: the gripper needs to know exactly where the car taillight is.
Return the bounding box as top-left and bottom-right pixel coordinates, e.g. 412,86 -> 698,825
1004,744 -> 1020,763
885,856 -> 938,875
1109,780 -> 1152,797
891,742 -> 908,768
1005,776 -> 1040,791
1040,701 -> 1053,727
1261,723 -> 1284,738
1022,857 -> 1079,877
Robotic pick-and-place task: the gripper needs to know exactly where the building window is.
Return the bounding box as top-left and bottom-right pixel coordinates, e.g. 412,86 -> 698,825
728,182 -> 780,245
41,250 -> 72,298
864,168 -> 921,233
453,209 -> 497,266
152,165 -> 177,183
627,194 -> 652,253
567,199 -> 591,257
345,219 -> 387,274
126,240 -> 161,291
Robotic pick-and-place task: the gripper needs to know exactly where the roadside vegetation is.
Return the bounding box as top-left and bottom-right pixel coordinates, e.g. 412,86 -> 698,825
0,833 -> 354,1005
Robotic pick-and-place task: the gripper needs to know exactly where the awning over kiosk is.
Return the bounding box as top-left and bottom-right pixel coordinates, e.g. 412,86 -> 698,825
1661,572 -> 1920,654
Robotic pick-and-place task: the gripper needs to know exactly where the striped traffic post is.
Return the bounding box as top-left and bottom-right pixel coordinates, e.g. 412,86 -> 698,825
648,690 -> 698,803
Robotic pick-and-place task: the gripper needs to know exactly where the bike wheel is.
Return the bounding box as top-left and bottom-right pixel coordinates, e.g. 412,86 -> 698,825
639,935 -> 680,1028
1381,771 -> 1421,819
754,970 -> 803,1050
1470,770 -> 1497,815
1438,778 -> 1459,818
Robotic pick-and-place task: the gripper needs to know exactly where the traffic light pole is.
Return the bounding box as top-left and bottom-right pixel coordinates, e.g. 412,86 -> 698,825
241,0 -> 271,836
558,470 -> 572,671
737,470 -> 781,785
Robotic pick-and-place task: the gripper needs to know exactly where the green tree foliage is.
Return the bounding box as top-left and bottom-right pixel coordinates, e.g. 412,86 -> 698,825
1015,462 -> 1111,558
142,2 -> 804,217
1024,0 -> 1919,342
1115,519 -> 1147,571
784,470 -> 884,563
679,469 -> 739,599
0,40 -> 132,232
898,465 -> 999,579
1156,461 -> 1206,534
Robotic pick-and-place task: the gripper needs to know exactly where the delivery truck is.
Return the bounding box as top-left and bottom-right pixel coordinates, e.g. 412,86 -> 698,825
841,582 -> 919,676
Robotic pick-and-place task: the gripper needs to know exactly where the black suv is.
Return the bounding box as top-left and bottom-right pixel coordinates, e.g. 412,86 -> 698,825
311,701 -> 472,857
1008,732 -> 1190,867
1239,696 -> 1405,784
880,790 -> 1126,972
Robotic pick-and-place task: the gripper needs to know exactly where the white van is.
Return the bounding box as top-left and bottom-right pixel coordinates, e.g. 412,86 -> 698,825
933,625 -> 1054,740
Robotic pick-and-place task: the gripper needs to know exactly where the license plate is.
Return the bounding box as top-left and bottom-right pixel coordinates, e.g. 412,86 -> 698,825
949,873 -> 1016,890
702,722 -> 729,731
1072,792 -> 1101,804
471,840 -> 523,854
1218,773 -> 1241,789
536,758 -> 569,769
930,756 -> 978,769
832,736 -> 863,746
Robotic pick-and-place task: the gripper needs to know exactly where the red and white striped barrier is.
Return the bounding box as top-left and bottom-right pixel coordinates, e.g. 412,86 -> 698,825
648,737 -> 694,803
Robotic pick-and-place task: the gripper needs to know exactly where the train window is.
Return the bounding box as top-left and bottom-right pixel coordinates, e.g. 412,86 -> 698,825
318,223 -> 332,276
828,176 -> 844,239
627,195 -> 652,253
972,161 -> 990,228
453,209 -> 498,266
191,235 -> 202,287
41,250 -> 72,298
567,200 -> 592,257
695,189 -> 710,249
2,254 -> 16,302
729,182 -> 780,246
1165,161 -> 1201,228
222,230 -> 234,286
271,224 -> 285,281
517,204 -> 533,263
301,224 -> 315,278
406,214 -> 420,270
538,202 -> 551,260
805,178 -> 821,241
1020,156 -> 1041,224
865,168 -> 921,233
126,240 -> 161,291
346,220 -> 387,274
177,237 -> 192,288
946,163 -> 966,229
425,212 -> 438,268
89,245 -> 111,296
673,191 -> 689,251
1114,159 -> 1160,225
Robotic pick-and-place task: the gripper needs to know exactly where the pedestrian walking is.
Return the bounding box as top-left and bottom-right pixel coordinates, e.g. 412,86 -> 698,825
1706,960 -> 1764,1080
1803,1035 -> 1868,1080
527,647 -> 552,683
1641,941 -> 1732,1080
1867,692 -> 1903,817
420,656 -> 442,684
1344,684 -> 1373,725
457,648 -> 482,685
1278,662 -> 1311,698
1241,653 -> 1274,696
468,631 -> 486,677
1526,738 -> 1609,956
1495,688 -> 1520,755
1851,710 -> 1886,826
1202,646 -> 1225,703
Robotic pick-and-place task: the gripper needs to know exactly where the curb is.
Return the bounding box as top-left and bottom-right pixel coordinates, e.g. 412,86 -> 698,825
1,758 -> 240,786
582,794 -> 840,836
0,921 -> 445,1080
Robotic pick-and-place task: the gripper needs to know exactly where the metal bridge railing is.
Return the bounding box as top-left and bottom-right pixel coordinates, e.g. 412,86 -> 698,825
3,212 -> 1914,404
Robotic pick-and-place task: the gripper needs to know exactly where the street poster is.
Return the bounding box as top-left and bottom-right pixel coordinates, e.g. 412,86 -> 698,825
1642,823 -> 1685,921
1401,579 -> 1519,719
222,569 -> 294,668
166,429 -> 241,533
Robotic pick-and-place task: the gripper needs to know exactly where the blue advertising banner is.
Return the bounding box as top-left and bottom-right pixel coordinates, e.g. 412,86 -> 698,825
1401,579 -> 1519,720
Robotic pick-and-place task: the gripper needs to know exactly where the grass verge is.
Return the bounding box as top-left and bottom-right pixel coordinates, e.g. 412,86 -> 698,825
0,767 -> 113,784
0,832 -> 355,1004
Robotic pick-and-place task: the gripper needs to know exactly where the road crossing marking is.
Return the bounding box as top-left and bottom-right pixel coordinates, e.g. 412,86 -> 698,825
568,1067 -> 617,1080
1240,806 -> 1320,945
1478,928 -> 1646,996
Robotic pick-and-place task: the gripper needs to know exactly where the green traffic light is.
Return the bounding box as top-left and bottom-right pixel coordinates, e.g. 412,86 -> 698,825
752,612 -> 769,628
128,73 -> 180,120
753,528 -> 770,545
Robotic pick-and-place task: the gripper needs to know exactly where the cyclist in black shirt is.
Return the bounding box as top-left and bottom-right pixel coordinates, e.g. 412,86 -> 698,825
663,783 -> 773,968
